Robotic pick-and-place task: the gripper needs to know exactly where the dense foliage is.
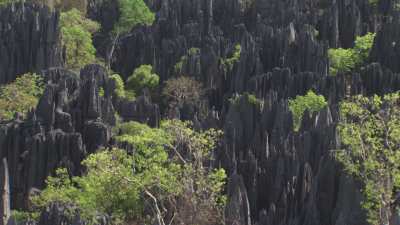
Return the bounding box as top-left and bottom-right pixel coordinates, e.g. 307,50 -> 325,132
126,65 -> 159,96
0,73 -> 44,120
289,90 -> 328,131
113,0 -> 155,35
60,9 -> 100,70
328,33 -> 375,75
336,93 -> 400,225
109,73 -> 126,99
32,120 -> 226,225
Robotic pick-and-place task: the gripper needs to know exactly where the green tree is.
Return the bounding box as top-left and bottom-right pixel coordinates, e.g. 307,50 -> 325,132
288,90 -> 328,131
353,32 -> 376,66
109,73 -> 126,98
60,9 -> 100,70
106,0 -> 155,67
336,93 -> 400,225
221,44 -> 242,72
0,73 -> 44,120
126,65 -> 159,95
32,120 -> 226,225
328,48 -> 355,75
328,33 -> 375,75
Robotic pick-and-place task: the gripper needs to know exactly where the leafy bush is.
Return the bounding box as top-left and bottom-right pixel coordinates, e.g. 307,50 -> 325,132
336,93 -> 400,225
32,120 -> 226,225
353,32 -> 376,65
221,44 -> 242,72
109,73 -> 126,98
113,0 -> 155,35
328,33 -> 375,75
188,47 -> 200,56
60,9 -> 100,70
289,90 -> 328,131
328,48 -> 355,75
126,65 -> 159,95
228,93 -> 263,107
0,73 -> 44,120
11,210 -> 39,222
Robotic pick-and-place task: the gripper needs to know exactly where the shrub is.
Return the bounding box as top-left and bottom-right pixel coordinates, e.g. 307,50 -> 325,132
33,120 -> 226,225
221,44 -> 242,72
328,33 -> 375,75
109,73 -> 125,98
228,93 -> 263,107
126,65 -> 159,95
328,48 -> 355,75
288,90 -> 328,131
0,73 -> 44,120
188,47 -> 200,56
113,0 -> 155,35
353,32 -> 376,65
60,9 -> 100,70
336,92 -> 400,225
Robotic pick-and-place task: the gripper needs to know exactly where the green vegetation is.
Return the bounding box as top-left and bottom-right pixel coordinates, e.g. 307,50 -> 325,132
328,48 -> 355,75
174,56 -> 186,74
368,0 -> 379,7
221,44 -> 242,72
173,48 -> 200,74
0,0 -> 12,6
188,47 -> 200,56
126,65 -> 159,95
336,93 -> 400,225
31,120 -> 226,225
106,0 -> 155,67
328,33 -> 375,75
353,32 -> 376,65
60,9 -> 100,70
288,90 -> 328,131
228,93 -> 263,107
113,0 -> 155,35
11,210 -> 38,223
109,73 -> 126,98
0,73 -> 44,120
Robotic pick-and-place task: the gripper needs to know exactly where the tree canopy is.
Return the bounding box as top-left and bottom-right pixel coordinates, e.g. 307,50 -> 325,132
32,120 -> 226,225
328,33 -> 375,75
0,73 -> 44,120
60,9 -> 100,70
288,90 -> 328,131
113,0 -> 155,35
126,65 -> 159,96
336,92 -> 400,225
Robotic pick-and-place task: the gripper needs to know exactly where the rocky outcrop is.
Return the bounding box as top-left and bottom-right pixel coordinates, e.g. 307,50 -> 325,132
0,2 -> 62,84
0,64 -> 160,209
1,0 -> 400,224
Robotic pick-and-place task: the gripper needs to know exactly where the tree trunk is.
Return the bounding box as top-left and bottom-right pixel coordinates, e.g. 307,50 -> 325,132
106,34 -> 120,70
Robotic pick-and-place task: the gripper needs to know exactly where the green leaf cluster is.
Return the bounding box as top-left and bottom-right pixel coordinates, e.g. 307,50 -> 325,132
328,33 -> 375,75
336,92 -> 400,225
126,65 -> 159,96
113,0 -> 155,35
60,9 -> 100,70
109,73 -> 126,99
32,120 -> 226,225
289,90 -> 328,131
228,92 -> 263,107
0,73 -> 44,120
221,44 -> 242,72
